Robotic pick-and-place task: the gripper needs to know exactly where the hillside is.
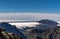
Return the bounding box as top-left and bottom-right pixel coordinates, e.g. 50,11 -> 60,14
0,28 -> 22,39
0,22 -> 27,39
23,26 -> 60,39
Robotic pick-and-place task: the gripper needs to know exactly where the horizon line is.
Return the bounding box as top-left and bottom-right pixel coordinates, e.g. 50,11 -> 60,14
0,13 -> 59,14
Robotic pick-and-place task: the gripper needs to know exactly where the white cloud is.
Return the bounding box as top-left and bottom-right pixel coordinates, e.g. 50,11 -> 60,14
0,13 -> 60,21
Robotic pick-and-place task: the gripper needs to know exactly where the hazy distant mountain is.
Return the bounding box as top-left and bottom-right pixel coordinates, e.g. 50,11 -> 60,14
36,19 -> 58,29
38,19 -> 58,26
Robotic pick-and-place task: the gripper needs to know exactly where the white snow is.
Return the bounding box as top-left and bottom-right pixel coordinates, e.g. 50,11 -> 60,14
9,22 -> 40,29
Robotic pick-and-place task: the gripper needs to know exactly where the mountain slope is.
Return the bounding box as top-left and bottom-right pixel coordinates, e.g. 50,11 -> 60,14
0,22 -> 27,39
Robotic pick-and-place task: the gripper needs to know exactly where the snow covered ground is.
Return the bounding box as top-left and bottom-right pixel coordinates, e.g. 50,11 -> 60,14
9,22 -> 40,29
56,21 -> 60,26
9,21 -> 60,29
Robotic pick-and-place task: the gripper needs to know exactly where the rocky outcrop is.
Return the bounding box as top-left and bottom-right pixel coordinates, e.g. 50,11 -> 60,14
0,28 -> 23,39
0,22 -> 27,39
24,26 -> 60,39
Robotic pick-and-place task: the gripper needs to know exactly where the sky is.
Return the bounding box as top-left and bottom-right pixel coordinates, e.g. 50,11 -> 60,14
0,0 -> 60,21
0,0 -> 60,13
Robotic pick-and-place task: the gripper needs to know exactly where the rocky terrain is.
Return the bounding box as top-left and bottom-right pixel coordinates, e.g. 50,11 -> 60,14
0,19 -> 59,39
23,26 -> 60,39
22,19 -> 60,39
0,28 -> 22,39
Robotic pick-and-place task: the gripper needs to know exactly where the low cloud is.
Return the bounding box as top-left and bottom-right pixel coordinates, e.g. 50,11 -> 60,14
0,13 -> 59,21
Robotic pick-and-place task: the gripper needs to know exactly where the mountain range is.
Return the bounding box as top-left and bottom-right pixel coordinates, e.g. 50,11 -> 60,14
0,19 -> 59,39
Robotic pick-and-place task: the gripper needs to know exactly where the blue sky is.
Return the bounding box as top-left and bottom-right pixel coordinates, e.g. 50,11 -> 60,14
0,0 -> 60,13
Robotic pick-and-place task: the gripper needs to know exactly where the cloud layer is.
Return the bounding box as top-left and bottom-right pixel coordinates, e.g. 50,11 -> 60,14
0,13 -> 60,21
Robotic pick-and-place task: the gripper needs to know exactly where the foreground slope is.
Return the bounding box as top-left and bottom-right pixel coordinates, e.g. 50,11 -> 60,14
0,22 -> 27,39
